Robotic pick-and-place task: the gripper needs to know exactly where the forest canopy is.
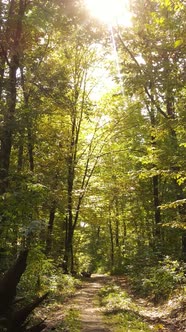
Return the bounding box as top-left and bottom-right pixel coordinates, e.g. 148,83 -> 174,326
0,0 -> 186,301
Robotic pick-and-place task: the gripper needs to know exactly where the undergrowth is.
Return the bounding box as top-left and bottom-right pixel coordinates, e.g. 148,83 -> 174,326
56,308 -> 81,332
18,252 -> 82,331
127,257 -> 185,303
18,248 -> 82,301
98,283 -> 153,332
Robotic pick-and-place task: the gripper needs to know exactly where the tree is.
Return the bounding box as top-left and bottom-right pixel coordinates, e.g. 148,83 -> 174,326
0,250 -> 48,332
60,41 -> 114,272
115,0 -> 186,260
0,0 -> 29,194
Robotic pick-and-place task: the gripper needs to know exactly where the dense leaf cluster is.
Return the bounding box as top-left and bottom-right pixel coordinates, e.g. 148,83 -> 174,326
0,0 -> 185,319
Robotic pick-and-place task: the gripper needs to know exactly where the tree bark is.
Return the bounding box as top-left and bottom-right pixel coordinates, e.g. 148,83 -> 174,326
108,206 -> 114,267
0,0 -> 26,194
27,126 -> 34,172
45,202 -> 56,255
152,175 -> 161,236
0,54 -> 18,193
0,250 -> 28,315
115,198 -> 119,247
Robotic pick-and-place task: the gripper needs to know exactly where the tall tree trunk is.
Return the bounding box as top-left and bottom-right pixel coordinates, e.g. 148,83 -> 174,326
45,202 -> 56,255
182,235 -> 186,262
63,227 -> 73,273
20,66 -> 35,173
114,198 -> 119,247
0,1 -> 6,97
0,0 -> 26,194
176,184 -> 186,261
152,175 -> 161,236
122,220 -> 127,245
164,57 -> 186,259
64,160 -> 74,272
0,52 -> 5,98
27,126 -> 34,172
64,167 -> 74,272
0,54 -> 18,194
64,112 -> 76,272
149,106 -> 161,238
108,206 -> 114,267
17,131 -> 24,171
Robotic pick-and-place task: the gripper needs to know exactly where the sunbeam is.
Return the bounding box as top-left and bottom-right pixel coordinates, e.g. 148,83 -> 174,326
85,0 -> 132,26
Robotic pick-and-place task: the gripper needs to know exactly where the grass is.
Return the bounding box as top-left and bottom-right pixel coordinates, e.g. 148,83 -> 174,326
105,312 -> 153,332
60,308 -> 81,332
31,272 -> 83,331
98,283 -> 154,332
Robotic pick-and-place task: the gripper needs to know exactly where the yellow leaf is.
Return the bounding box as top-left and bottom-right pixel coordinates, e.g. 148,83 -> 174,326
174,39 -> 183,48
154,323 -> 164,330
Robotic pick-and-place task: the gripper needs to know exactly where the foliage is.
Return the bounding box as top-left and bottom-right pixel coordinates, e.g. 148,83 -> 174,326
99,283 -> 135,312
98,284 -> 153,332
104,312 -> 153,332
50,272 -> 82,300
61,308 -> 81,332
0,250 -> 48,332
128,257 -> 185,303
0,0 -> 186,324
19,249 -> 82,302
18,247 -> 54,298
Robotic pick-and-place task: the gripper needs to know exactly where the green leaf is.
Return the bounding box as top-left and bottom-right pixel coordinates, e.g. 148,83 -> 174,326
174,39 -> 183,48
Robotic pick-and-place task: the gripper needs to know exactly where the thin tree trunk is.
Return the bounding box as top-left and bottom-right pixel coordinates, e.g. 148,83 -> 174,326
45,202 -> 56,255
115,198 -> 119,247
149,106 -> 162,238
27,126 -> 34,172
0,1 -> 7,97
122,220 -> 127,245
176,184 -> 186,261
0,53 -> 5,98
20,66 -> 35,173
63,229 -> 73,273
17,132 -> 24,171
64,109 -> 76,272
153,175 -> 161,236
109,208 -> 114,267
64,169 -> 74,272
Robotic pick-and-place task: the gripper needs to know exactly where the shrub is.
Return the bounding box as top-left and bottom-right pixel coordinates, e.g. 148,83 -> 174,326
129,257 -> 185,302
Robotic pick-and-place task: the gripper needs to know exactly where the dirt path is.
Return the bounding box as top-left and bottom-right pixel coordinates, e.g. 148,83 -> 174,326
69,274 -> 111,332
44,274 -> 185,332
71,275 -> 185,332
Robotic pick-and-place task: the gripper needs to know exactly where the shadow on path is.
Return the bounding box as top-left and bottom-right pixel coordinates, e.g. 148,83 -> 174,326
71,274 -> 112,332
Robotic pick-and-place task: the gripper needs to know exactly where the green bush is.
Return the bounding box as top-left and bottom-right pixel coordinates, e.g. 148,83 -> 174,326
99,284 -> 135,313
18,246 -> 54,298
129,257 -> 185,302
18,246 -> 81,301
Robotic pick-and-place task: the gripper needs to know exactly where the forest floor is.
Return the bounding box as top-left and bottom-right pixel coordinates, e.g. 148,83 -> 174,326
43,274 -> 186,332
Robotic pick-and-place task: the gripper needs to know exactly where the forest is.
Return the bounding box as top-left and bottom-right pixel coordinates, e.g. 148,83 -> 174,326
0,0 -> 186,331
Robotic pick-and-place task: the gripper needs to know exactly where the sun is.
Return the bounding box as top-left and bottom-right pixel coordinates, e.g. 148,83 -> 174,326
85,0 -> 132,26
